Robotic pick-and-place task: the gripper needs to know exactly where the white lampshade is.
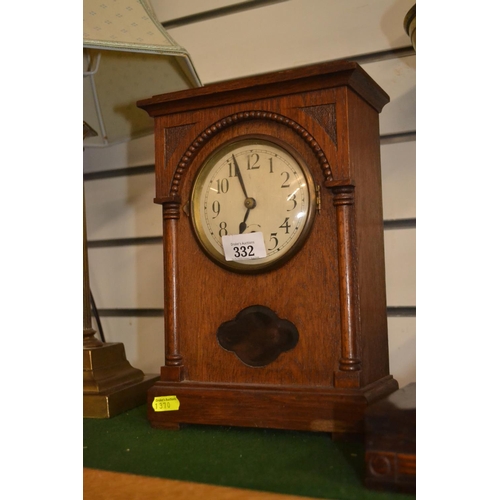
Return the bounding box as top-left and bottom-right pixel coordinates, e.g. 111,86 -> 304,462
83,0 -> 202,147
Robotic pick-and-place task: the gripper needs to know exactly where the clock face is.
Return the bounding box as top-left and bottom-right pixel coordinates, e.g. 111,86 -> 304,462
190,138 -> 317,272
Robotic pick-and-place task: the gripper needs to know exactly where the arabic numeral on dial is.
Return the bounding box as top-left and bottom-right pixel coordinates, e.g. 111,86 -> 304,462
281,171 -> 290,188
216,178 -> 229,194
268,157 -> 274,173
279,218 -> 291,234
287,193 -> 297,211
219,221 -> 228,237
247,153 -> 260,170
268,232 -> 278,250
212,200 -> 220,218
227,161 -> 236,178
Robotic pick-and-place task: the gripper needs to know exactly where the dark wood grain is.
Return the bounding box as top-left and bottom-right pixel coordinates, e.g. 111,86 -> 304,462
138,60 -> 397,434
137,60 -> 389,116
216,305 -> 299,367
365,383 -> 416,492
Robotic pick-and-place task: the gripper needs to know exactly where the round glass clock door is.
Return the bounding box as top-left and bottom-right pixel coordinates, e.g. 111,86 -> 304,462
190,138 -> 316,272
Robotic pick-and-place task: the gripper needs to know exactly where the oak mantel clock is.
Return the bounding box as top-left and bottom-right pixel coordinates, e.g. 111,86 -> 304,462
137,60 -> 398,434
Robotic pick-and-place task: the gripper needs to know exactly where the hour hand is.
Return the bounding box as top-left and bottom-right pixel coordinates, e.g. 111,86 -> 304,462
239,208 -> 250,234
239,197 -> 257,233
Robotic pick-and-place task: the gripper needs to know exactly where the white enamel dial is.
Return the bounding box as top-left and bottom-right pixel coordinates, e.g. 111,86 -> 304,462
191,138 -> 316,272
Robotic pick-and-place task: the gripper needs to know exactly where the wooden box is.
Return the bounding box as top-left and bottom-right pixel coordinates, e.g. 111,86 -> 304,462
364,382 -> 416,492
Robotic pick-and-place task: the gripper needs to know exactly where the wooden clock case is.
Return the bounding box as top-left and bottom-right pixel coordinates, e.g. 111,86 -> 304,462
137,60 -> 398,434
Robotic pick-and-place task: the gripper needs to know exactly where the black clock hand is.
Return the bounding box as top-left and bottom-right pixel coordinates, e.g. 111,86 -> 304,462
233,154 -> 256,233
239,197 -> 257,233
233,154 -> 249,199
239,207 -> 251,234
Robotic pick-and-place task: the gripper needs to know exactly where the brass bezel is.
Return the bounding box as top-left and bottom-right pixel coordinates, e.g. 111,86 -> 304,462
190,136 -> 317,273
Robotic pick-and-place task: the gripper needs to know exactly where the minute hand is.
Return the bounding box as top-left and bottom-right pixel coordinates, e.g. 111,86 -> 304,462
233,154 -> 249,198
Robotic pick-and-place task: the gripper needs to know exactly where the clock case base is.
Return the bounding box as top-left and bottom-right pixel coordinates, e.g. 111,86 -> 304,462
147,377 -> 398,433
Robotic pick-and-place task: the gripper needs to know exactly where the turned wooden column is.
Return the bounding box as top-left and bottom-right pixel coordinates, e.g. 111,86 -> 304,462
156,195 -> 184,382
328,181 -> 361,385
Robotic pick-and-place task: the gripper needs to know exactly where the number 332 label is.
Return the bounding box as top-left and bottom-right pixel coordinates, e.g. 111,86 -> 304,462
222,232 -> 267,261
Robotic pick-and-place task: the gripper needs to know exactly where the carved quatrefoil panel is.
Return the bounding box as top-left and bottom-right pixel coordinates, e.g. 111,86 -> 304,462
216,305 -> 299,367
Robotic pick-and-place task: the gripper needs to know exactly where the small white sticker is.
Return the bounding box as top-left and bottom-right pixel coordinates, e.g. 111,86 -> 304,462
222,232 -> 267,261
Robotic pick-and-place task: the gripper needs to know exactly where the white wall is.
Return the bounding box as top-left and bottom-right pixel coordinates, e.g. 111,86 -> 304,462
83,0 -> 416,387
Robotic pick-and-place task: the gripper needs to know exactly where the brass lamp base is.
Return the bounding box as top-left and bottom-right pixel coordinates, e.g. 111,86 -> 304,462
84,342 -> 159,418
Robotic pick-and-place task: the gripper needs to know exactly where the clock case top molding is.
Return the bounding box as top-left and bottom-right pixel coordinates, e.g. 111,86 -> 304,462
137,60 -> 398,434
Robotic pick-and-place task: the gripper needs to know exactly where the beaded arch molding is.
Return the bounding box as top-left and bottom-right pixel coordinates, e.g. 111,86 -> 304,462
168,110 -> 335,197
